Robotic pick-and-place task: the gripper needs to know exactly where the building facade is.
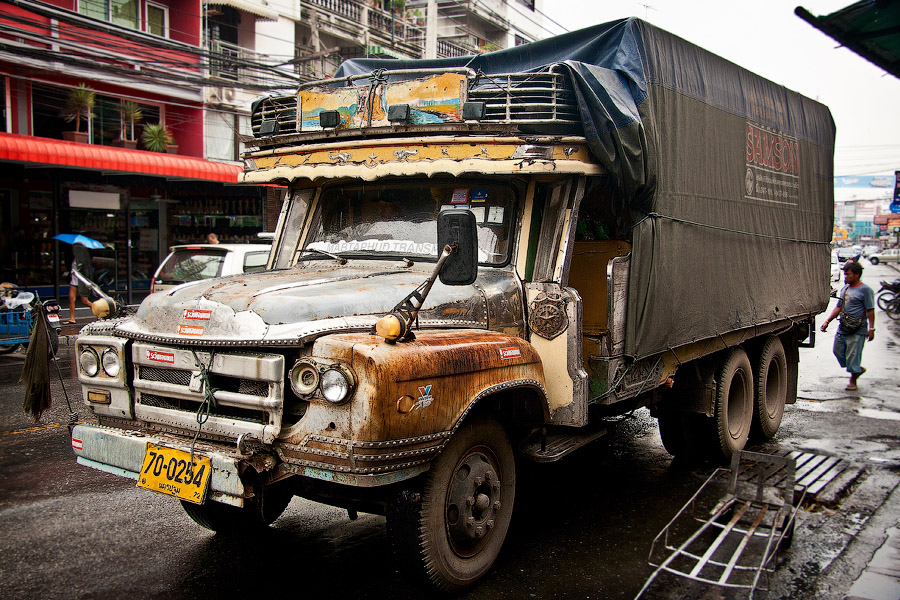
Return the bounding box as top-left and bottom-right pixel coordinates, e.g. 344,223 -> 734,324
0,0 -> 546,302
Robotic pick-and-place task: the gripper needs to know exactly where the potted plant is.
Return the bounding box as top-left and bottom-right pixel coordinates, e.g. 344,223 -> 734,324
113,101 -> 143,149
61,83 -> 95,143
141,122 -> 176,153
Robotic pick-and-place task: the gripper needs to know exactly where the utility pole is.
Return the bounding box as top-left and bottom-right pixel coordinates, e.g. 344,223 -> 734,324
425,0 -> 437,59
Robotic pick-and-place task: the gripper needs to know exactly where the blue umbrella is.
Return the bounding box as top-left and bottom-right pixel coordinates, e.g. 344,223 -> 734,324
53,233 -> 105,249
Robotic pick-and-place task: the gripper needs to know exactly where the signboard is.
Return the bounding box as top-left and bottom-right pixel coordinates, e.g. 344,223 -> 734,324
891,171 -> 900,214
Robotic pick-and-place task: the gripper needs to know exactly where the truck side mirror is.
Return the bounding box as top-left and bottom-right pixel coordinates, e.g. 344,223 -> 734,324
437,209 -> 478,285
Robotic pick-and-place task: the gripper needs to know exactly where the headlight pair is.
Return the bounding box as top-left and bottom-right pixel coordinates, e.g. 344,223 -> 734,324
79,347 -> 121,377
289,359 -> 355,405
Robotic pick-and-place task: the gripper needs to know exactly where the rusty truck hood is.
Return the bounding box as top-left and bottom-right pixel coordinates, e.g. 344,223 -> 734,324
112,264 -> 512,345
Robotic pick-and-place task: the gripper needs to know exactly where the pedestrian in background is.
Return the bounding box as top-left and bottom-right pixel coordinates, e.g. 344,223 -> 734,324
820,261 -> 875,391
65,242 -> 93,324
206,232 -> 219,244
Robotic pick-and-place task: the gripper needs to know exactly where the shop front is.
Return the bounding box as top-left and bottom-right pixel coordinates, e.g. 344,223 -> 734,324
0,132 -> 271,305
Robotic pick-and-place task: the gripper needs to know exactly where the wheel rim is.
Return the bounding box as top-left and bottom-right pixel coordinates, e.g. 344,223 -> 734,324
728,370 -> 750,439
445,447 -> 502,558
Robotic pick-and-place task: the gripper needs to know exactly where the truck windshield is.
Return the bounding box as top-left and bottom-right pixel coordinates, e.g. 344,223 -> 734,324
301,180 -> 515,265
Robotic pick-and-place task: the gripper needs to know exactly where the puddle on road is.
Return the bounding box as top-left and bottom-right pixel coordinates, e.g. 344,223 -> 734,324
800,438 -> 890,455
795,399 -> 856,413
798,438 -> 900,466
857,408 -> 900,421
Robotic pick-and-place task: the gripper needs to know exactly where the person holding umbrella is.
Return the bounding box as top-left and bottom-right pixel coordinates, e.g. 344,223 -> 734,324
65,242 -> 94,323
53,234 -> 102,324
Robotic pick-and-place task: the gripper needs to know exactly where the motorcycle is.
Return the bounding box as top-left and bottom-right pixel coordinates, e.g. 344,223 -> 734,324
876,278 -> 900,312
0,283 -> 61,355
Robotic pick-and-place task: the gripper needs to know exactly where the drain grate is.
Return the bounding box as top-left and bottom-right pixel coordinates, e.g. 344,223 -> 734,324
736,451 -> 851,503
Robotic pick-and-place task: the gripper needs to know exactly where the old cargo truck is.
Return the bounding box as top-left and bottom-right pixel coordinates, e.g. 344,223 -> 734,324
70,19 -> 834,591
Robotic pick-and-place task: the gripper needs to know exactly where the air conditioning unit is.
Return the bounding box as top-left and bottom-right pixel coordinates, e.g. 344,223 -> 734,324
205,87 -> 237,105
205,87 -> 222,104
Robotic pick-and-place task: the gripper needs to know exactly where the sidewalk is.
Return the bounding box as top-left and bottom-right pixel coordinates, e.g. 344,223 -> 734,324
840,482 -> 900,600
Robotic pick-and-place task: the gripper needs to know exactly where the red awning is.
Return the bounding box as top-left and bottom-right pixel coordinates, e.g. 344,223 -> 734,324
0,132 -> 242,183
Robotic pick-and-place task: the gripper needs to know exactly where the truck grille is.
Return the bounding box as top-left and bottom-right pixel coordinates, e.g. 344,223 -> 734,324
132,343 -> 285,444
140,393 -> 267,424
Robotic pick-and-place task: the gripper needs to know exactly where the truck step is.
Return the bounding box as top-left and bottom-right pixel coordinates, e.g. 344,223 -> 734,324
518,424 -> 608,463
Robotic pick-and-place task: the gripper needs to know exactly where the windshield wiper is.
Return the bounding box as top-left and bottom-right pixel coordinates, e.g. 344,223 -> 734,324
298,248 -> 347,265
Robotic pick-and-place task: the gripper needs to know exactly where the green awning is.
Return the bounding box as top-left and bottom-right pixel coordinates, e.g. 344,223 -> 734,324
796,1 -> 900,79
365,45 -> 402,59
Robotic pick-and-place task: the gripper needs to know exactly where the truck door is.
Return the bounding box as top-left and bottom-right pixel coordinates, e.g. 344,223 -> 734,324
519,176 -> 589,426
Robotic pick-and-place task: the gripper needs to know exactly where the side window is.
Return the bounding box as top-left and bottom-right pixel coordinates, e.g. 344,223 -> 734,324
243,251 -> 268,273
271,188 -> 314,269
527,178 -> 583,283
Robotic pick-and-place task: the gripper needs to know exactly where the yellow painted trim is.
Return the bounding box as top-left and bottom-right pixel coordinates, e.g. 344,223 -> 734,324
525,287 -> 574,414
243,158 -> 603,183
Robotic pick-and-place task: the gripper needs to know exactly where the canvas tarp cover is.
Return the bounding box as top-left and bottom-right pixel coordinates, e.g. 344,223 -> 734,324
336,18 -> 835,360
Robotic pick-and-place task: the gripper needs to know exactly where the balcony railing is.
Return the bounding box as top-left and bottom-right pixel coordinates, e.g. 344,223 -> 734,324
302,0 -> 425,58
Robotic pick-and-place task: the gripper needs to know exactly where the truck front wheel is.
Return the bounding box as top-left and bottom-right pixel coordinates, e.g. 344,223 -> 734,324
714,347 -> 754,460
389,414 -> 516,592
180,481 -> 292,533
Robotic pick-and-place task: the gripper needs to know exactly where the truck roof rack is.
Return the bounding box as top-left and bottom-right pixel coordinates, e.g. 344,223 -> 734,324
250,64 -> 583,146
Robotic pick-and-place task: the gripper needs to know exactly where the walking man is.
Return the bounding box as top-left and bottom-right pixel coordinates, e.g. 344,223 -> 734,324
820,261 -> 875,391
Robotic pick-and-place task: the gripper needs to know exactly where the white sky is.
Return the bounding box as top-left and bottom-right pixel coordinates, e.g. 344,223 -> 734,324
540,0 -> 900,177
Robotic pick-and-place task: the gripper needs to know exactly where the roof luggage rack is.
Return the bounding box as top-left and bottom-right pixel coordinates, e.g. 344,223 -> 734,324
250,64 -> 583,142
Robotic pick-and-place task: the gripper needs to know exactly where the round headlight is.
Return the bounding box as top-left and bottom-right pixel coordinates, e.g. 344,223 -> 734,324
101,348 -> 121,377
289,360 -> 319,396
320,368 -> 354,404
79,347 -> 100,377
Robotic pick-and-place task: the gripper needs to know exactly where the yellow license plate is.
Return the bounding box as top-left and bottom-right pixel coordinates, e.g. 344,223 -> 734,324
137,443 -> 211,505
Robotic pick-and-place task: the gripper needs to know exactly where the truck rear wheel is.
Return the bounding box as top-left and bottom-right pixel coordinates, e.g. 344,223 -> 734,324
752,336 -> 787,440
714,347 -> 754,460
388,414 -> 515,592
180,481 -> 292,533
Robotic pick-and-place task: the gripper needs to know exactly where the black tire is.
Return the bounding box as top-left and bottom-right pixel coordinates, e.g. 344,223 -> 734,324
751,336 -> 787,440
48,327 -> 59,357
0,344 -> 19,354
657,413 -> 688,456
887,300 -> 900,321
878,292 -> 895,311
181,481 -> 292,533
714,347 -> 754,461
657,411 -> 706,458
869,257 -> 879,265
388,414 -> 515,592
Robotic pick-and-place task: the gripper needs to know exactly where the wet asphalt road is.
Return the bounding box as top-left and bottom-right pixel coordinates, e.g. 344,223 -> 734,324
0,261 -> 898,600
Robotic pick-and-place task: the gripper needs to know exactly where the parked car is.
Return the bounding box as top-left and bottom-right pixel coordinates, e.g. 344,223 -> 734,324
835,247 -> 859,262
868,248 -> 900,265
151,244 -> 272,293
862,245 -> 882,258
830,251 -> 842,282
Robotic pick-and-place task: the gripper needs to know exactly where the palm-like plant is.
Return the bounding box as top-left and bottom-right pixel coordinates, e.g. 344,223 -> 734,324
120,101 -> 143,142
141,122 -> 174,152
62,84 -> 95,133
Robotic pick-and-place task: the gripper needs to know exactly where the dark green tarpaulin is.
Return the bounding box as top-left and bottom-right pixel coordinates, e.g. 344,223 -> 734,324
337,18 -> 835,360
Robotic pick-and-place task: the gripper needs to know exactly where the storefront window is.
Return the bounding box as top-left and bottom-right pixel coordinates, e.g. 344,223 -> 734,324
169,196 -> 263,246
